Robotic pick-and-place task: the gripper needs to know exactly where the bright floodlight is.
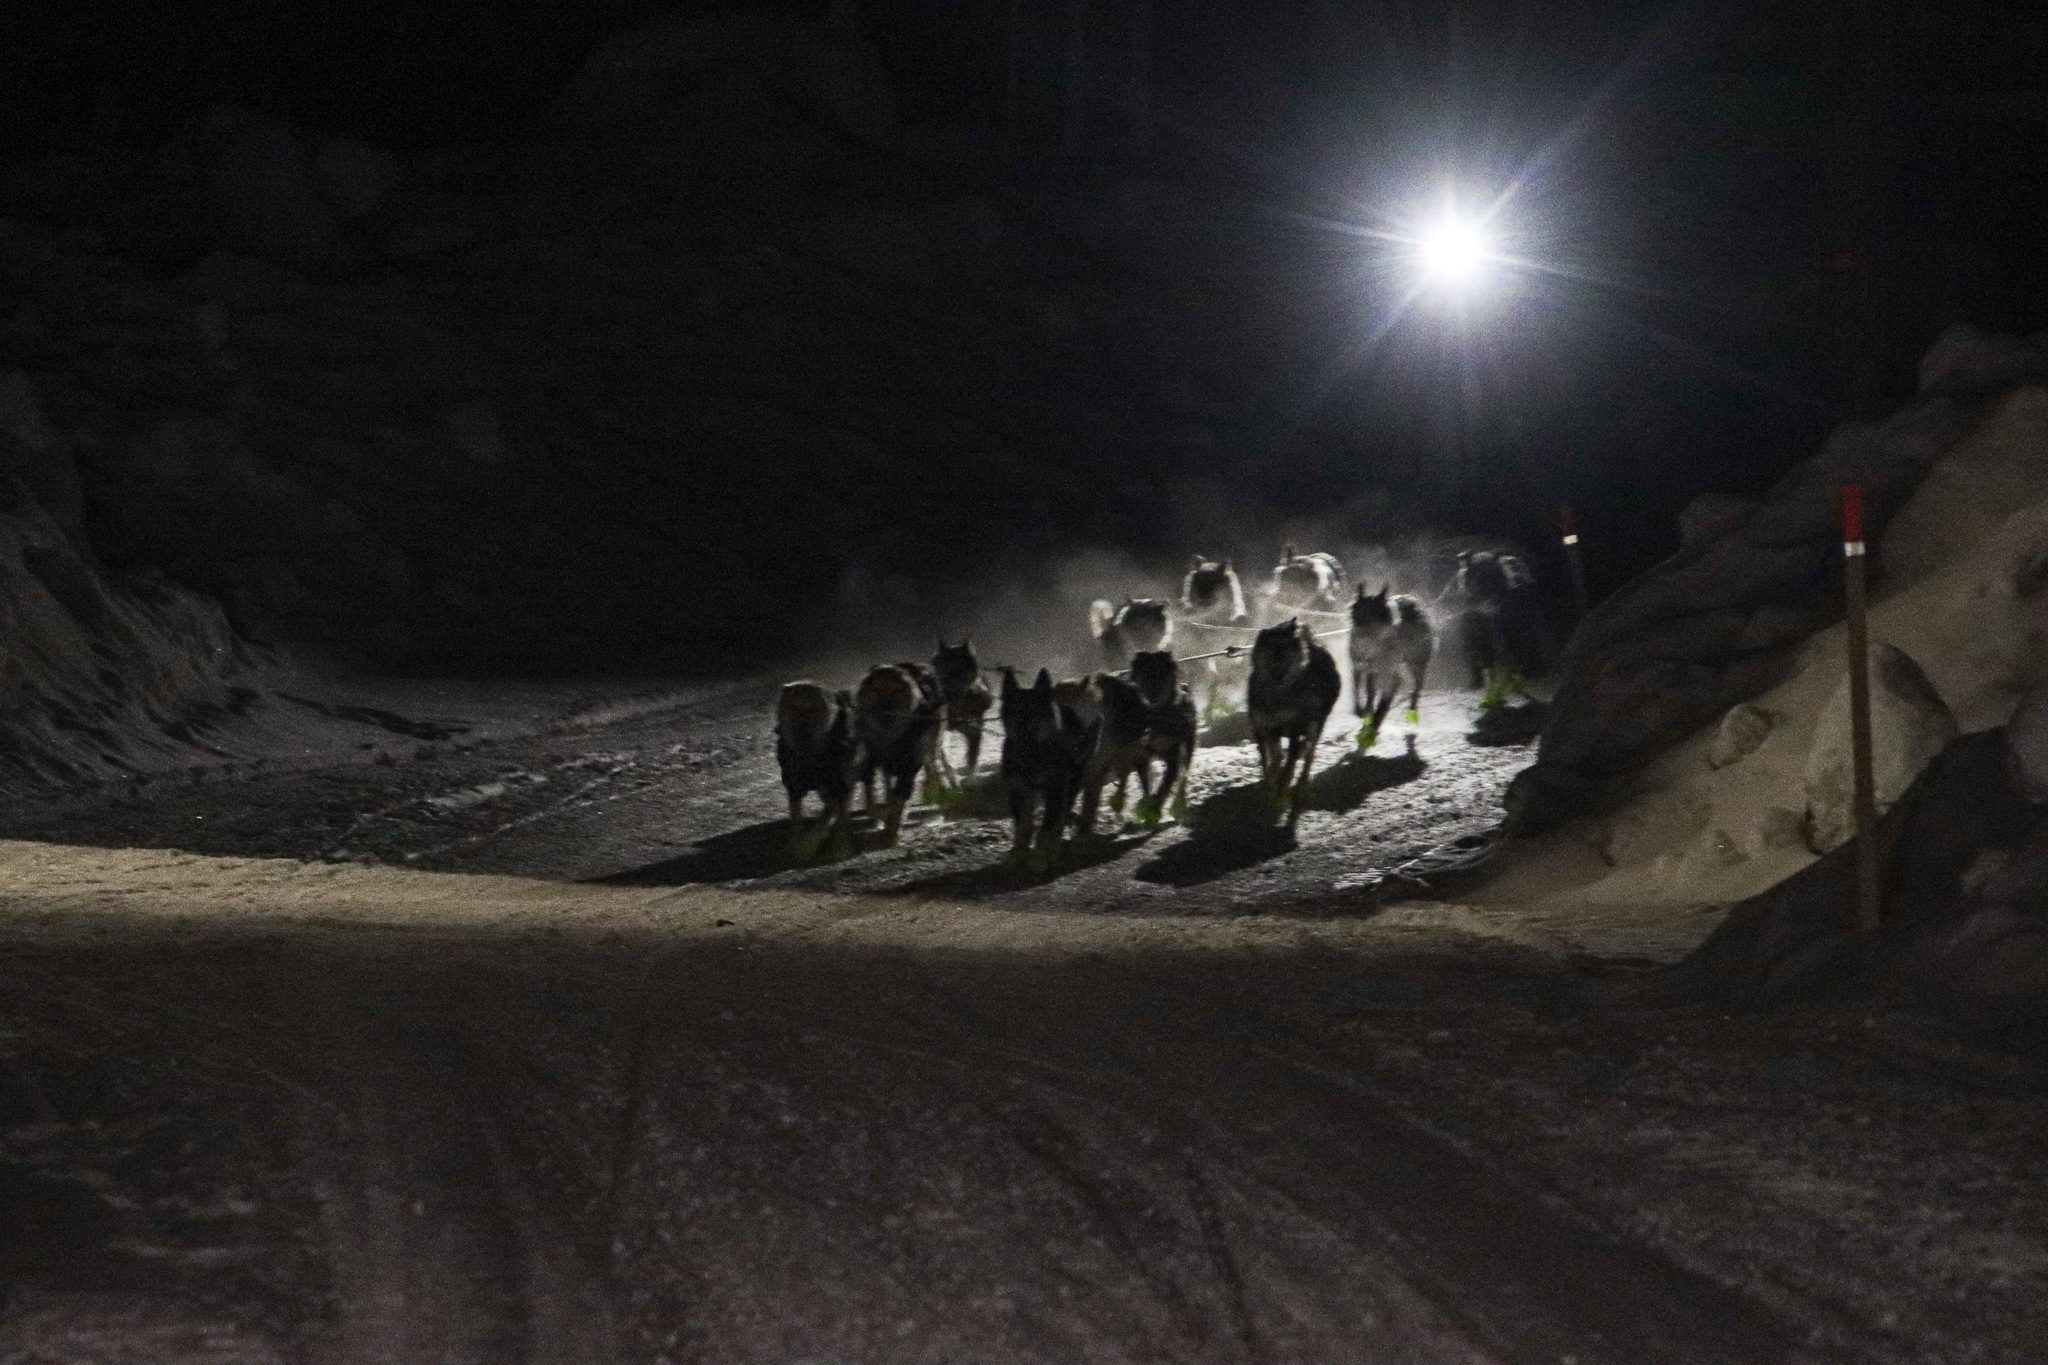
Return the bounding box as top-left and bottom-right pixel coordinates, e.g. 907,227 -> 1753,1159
1416,216 -> 1495,292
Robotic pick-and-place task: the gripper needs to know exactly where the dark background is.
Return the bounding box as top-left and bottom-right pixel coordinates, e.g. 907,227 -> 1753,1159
3,1 -> 2044,667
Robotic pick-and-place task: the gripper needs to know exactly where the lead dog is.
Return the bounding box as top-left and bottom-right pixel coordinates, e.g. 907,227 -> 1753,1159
1128,649 -> 1197,823
1349,583 -> 1434,750
1001,667 -> 1096,859
854,662 -> 940,844
774,682 -> 858,841
1248,617 -> 1341,827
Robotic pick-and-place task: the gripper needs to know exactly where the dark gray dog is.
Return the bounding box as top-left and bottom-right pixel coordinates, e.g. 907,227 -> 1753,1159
1000,667 -> 1096,861
1248,617 -> 1342,827
774,681 -> 858,841
855,662 -> 941,844
932,638 -> 992,782
1448,549 -> 1535,690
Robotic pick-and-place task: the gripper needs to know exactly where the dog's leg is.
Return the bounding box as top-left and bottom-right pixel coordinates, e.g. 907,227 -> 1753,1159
1008,786 -> 1034,858
1407,653 -> 1427,726
1371,685 -> 1396,745
886,763 -> 915,844
1163,749 -> 1196,822
1288,722 -> 1326,828
1038,775 -> 1071,854
1171,738 -> 1194,821
1077,765 -> 1102,836
962,723 -> 981,782
1358,665 -> 1383,752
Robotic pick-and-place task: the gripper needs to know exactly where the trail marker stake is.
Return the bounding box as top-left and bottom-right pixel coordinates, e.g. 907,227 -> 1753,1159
1559,502 -> 1590,626
1841,484 -> 1880,935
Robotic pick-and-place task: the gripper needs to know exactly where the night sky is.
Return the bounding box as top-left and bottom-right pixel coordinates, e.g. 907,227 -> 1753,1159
6,1 -> 2046,604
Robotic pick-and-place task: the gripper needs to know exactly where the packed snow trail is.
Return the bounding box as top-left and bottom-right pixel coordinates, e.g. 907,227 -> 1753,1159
0,852 -> 1828,1363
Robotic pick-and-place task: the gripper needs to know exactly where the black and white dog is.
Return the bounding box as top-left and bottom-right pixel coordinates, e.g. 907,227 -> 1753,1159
1180,556 -> 1251,718
1268,544 -> 1348,618
1248,617 -> 1342,827
1349,583 -> 1434,750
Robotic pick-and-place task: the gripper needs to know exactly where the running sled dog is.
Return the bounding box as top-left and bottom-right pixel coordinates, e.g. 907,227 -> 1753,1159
1180,556 -> 1251,718
1000,667 -> 1096,861
1088,597 -> 1171,670
774,682 -> 858,844
1268,544 -> 1348,617
1349,583 -> 1434,751
1248,617 -> 1342,827
1447,549 -> 1535,691
932,638 -> 993,782
854,662 -> 941,844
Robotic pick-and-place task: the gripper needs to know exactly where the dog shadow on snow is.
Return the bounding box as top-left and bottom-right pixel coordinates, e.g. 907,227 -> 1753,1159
893,828 -> 1161,897
596,814 -> 913,886
1131,749 -> 1425,889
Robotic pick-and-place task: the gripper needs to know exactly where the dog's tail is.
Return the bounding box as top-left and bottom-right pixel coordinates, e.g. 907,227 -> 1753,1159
1089,599 -> 1117,641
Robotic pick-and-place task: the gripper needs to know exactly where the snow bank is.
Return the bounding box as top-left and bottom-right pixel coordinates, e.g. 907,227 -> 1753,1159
1488,384 -> 2048,910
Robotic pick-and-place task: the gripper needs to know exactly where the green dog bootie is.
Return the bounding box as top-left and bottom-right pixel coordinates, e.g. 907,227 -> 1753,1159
1356,722 -> 1379,753
1404,708 -> 1420,725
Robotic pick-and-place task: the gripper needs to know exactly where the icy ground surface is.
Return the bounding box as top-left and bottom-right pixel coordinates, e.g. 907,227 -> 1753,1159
1,676 -> 2044,1363
0,676 -> 1526,910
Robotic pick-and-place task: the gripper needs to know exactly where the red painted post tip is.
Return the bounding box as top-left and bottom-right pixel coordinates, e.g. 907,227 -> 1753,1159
1840,484 -> 1864,543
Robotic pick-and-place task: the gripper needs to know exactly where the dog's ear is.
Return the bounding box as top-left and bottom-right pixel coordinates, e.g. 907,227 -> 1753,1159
1001,668 -> 1020,700
1355,582 -> 1367,599
962,635 -> 972,650
1033,667 -> 1052,691
1282,543 -> 1296,562
1221,557 -> 1233,572
1189,554 -> 1204,570
1376,582 -> 1389,600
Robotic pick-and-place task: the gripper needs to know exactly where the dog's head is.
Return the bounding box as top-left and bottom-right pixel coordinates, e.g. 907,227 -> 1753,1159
1351,582 -> 1393,628
933,638 -> 980,688
1129,649 -> 1180,706
1182,557 -> 1244,617
1002,667 -> 1069,745
1272,548 -> 1330,600
776,680 -> 837,734
1120,597 -> 1169,638
1252,617 -> 1309,677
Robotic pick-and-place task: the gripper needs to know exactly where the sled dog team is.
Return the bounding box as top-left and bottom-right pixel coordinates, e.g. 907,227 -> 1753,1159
777,546 -> 1530,859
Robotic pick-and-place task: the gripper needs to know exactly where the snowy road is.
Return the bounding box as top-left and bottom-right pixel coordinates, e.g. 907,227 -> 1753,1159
0,679 -> 1529,910
2,680 -> 2043,1363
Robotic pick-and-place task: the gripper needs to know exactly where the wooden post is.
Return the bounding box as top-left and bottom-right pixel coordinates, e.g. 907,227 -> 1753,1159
1841,484 -> 1881,934
1558,502 -> 1590,627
